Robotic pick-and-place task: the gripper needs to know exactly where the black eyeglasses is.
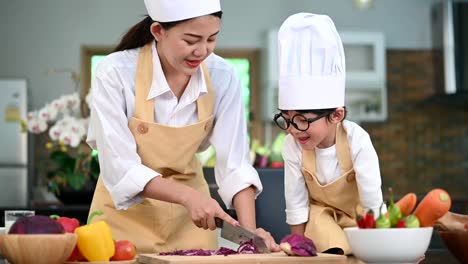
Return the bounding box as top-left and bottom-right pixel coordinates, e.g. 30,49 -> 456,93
273,112 -> 329,131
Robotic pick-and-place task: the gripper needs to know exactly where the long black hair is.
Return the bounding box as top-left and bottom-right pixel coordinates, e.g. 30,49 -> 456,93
114,11 -> 223,52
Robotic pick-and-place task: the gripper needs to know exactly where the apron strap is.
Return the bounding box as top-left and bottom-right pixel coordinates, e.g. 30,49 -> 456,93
197,63 -> 215,120
335,122 -> 353,174
134,42 -> 155,122
302,149 -> 316,173
133,42 -> 214,122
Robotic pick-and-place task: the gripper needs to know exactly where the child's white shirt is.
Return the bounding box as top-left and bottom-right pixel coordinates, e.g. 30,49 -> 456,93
282,120 -> 385,225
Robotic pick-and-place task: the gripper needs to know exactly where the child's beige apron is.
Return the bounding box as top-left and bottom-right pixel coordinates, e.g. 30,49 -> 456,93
88,42 -> 217,254
302,122 -> 360,255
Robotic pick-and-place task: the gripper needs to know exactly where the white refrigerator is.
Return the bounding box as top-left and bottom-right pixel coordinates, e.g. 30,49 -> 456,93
0,79 -> 29,207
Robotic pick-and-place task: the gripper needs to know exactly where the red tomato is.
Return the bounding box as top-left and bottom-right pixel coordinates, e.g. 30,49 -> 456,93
66,246 -> 86,261
270,161 -> 284,168
110,240 -> 136,261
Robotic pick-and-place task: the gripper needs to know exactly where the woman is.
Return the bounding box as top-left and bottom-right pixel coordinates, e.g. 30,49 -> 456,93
86,0 -> 279,253
275,13 -> 385,255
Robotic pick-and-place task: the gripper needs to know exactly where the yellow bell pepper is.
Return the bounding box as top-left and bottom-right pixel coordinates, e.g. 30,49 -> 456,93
74,210 -> 115,261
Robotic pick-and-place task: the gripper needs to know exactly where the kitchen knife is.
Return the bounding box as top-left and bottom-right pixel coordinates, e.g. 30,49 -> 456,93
215,218 -> 270,253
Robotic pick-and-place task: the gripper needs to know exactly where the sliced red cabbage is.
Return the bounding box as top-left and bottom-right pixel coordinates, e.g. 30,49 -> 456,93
237,240 -> 259,254
158,240 -> 260,256
279,234 -> 317,257
158,249 -> 214,256
215,247 -> 238,255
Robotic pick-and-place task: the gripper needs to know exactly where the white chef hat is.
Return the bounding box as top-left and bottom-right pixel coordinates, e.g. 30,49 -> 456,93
144,0 -> 221,22
277,13 -> 345,110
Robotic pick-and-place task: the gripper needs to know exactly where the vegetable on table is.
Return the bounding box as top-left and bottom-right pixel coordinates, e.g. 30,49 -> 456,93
50,214 -> 85,261
364,209 -> 376,229
237,240 -> 259,254
50,215 -> 80,233
414,188 -> 451,227
376,203 -> 391,229
388,188 -> 402,227
9,215 -> 64,234
395,192 -> 417,216
279,234 -> 317,257
74,210 -> 115,262
404,214 -> 420,228
356,212 -> 366,228
158,240 -> 258,256
396,219 -> 406,228
111,240 -> 136,261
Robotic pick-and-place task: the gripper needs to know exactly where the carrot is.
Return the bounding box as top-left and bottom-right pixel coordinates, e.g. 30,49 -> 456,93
396,192 -> 418,216
414,188 -> 451,227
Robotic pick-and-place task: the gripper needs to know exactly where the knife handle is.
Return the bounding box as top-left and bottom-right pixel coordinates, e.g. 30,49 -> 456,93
215,217 -> 224,228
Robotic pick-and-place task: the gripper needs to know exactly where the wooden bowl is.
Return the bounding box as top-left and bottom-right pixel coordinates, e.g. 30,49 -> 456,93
0,233 -> 77,264
438,230 -> 468,264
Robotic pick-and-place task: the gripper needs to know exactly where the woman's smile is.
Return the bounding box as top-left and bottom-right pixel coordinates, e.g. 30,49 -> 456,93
185,59 -> 201,68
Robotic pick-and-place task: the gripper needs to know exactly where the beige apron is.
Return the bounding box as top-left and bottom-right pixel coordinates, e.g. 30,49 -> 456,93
302,122 -> 360,255
89,42 -> 217,254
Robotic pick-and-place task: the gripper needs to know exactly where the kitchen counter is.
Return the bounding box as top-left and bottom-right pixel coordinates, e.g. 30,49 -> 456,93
0,250 -> 459,264
1,168 -> 464,264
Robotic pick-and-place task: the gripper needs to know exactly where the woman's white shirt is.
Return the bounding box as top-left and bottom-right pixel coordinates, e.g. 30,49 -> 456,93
87,42 -> 262,210
282,120 -> 384,225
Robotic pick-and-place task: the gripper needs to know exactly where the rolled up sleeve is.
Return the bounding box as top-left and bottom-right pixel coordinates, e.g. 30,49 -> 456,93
208,68 -> 262,209
216,165 -> 262,209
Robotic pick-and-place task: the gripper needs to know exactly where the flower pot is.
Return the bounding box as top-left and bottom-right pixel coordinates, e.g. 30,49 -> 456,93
54,181 -> 96,205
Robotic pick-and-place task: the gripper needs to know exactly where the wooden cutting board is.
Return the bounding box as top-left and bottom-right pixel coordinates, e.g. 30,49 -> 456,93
138,252 -> 347,264
64,259 -> 137,264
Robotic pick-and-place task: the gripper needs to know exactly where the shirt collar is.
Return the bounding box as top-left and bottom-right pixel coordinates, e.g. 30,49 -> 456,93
146,41 -> 207,101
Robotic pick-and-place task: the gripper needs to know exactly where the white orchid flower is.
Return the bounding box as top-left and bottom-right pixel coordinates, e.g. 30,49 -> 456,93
50,116 -> 86,148
26,111 -> 48,134
63,93 -> 80,112
48,124 -> 62,141
27,92 -> 89,149
50,97 -> 65,117
60,128 -> 82,148
38,103 -> 59,122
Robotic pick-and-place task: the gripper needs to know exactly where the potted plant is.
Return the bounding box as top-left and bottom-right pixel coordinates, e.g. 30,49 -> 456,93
25,92 -> 99,204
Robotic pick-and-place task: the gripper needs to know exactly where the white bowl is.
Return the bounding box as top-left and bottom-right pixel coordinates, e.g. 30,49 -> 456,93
344,227 -> 433,264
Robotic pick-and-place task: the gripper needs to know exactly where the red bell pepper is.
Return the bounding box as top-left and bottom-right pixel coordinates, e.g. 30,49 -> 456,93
364,209 -> 376,228
50,215 -> 80,233
396,219 -> 406,228
355,209 -> 366,228
50,214 -> 86,261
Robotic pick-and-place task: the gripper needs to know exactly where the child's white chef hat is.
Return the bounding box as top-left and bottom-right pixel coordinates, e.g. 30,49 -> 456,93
278,13 -> 345,110
144,0 -> 221,22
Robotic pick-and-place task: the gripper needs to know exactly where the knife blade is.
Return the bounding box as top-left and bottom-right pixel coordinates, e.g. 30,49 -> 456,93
215,218 -> 270,253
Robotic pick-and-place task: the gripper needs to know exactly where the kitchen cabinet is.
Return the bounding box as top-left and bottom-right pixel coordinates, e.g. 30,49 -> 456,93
341,31 -> 387,123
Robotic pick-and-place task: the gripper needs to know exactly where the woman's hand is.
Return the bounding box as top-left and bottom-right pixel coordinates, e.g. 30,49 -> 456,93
182,189 -> 239,230
254,228 -> 281,252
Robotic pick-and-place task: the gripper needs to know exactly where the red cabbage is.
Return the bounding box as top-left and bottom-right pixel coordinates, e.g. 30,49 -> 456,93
215,247 -> 238,255
158,240 -> 260,256
279,234 -> 317,257
237,240 -> 259,254
158,249 -> 214,256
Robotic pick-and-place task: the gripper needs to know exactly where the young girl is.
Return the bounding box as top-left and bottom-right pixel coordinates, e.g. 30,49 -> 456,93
86,0 -> 278,253
275,13 -> 385,255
